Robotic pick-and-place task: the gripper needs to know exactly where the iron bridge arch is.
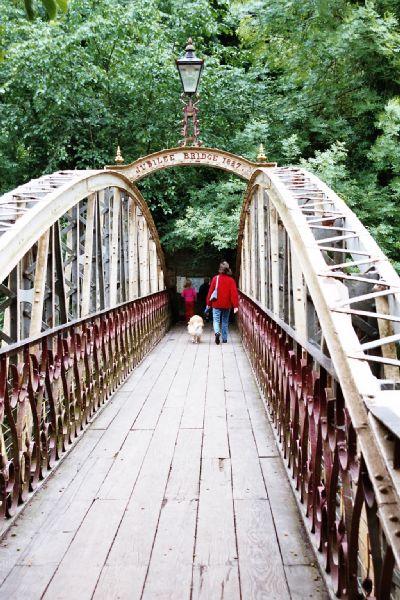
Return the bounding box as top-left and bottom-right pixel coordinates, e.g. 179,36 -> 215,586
0,148 -> 400,599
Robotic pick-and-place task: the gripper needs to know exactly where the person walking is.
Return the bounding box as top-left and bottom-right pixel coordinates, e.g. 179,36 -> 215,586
181,279 -> 197,323
198,277 -> 210,316
206,261 -> 239,344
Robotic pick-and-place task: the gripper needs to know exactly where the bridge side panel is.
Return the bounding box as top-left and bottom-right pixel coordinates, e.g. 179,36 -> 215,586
0,173 -> 167,344
238,169 -> 400,599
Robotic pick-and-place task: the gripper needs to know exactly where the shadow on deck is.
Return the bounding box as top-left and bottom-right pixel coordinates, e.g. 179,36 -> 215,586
0,325 -> 328,599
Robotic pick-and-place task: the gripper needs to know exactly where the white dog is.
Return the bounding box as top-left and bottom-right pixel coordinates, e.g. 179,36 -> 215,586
187,315 -> 204,344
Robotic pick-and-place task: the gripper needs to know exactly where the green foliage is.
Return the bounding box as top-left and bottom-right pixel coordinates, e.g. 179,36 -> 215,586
300,141 -> 349,188
161,176 -> 246,251
22,0 -> 68,20
1,0 -> 400,265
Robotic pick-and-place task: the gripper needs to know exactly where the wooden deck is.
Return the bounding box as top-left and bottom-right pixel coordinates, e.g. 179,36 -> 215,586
0,325 -> 328,599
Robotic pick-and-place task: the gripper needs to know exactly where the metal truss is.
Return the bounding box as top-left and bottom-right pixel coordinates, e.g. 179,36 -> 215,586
0,170 -> 166,343
237,167 -> 400,598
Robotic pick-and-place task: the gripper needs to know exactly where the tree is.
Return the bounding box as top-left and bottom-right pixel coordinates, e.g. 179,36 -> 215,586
20,0 -> 68,20
1,0 -> 400,267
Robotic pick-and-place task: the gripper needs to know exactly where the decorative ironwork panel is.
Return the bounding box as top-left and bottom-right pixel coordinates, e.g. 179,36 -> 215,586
239,292 -> 398,599
0,291 -> 170,521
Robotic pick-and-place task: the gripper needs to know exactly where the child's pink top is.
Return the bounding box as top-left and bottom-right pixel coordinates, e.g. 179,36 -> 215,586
182,287 -> 197,302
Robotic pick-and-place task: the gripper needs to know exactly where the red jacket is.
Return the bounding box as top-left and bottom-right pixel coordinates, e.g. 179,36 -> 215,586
206,274 -> 239,309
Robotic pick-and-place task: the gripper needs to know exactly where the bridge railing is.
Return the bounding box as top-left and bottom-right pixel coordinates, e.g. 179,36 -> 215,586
237,164 -> 400,599
239,291 -> 397,599
0,290 -> 170,521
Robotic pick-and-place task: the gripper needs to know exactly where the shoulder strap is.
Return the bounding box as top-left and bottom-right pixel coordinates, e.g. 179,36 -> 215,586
215,276 -> 219,290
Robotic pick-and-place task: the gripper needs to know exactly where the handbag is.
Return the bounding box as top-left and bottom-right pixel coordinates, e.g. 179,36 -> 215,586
209,276 -> 219,302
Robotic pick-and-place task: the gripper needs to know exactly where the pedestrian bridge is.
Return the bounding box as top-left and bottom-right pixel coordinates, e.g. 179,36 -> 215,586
0,148 -> 399,599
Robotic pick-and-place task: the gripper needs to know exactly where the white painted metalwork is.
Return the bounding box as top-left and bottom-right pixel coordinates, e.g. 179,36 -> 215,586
0,170 -> 166,343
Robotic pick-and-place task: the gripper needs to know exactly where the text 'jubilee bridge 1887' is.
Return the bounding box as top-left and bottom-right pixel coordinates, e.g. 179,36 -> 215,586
0,139 -> 399,600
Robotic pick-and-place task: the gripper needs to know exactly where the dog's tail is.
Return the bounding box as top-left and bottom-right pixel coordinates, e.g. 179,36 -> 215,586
188,324 -> 203,335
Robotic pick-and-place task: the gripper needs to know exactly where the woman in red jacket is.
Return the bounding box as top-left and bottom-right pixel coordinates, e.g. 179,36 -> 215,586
206,261 -> 239,345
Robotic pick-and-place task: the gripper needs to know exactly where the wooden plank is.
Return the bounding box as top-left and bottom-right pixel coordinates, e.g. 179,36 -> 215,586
91,334 -> 174,429
193,458 -> 240,598
132,332 -> 187,429
120,331 -> 175,392
222,351 -> 243,392
165,429 -> 202,501
0,438 -> 117,596
16,436 -> 128,571
94,407 -> 182,599
261,457 -> 317,566
194,458 -> 236,566
247,406 -> 279,458
89,390 -> 136,430
192,565 -> 240,600
202,333 -> 231,458
43,499 -> 126,600
232,346 -> 260,394
285,564 -> 328,599
0,565 -> 58,599
0,430 -> 103,579
90,388 -> 150,457
94,564 -> 148,600
164,340 -> 198,408
142,499 -> 198,600
229,426 -> 268,500
180,328 -> 210,428
226,390 -> 251,430
97,430 -> 152,501
234,375 -> 279,458
204,344 -> 225,409
202,407 -> 229,459
234,499 -> 290,599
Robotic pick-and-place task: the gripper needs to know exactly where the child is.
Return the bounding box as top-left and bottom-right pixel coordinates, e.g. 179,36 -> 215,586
181,279 -> 197,323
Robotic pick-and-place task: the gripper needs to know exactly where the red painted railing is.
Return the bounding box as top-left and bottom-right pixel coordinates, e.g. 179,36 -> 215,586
238,291 -> 396,599
0,291 -> 170,520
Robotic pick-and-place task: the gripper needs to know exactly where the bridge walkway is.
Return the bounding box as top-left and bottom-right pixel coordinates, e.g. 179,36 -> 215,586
0,325 -> 327,599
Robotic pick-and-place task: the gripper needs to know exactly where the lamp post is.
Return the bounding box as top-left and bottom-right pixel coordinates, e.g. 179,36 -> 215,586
176,38 -> 204,147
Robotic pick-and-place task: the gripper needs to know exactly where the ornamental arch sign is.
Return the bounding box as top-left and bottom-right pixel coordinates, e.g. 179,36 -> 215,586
105,146 -> 276,182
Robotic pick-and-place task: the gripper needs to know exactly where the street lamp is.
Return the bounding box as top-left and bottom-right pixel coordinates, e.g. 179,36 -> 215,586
176,38 -> 204,147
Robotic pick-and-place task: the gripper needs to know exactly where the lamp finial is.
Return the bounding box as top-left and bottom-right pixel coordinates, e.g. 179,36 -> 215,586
115,145 -> 124,164
257,143 -> 267,162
